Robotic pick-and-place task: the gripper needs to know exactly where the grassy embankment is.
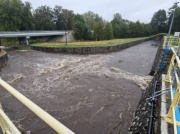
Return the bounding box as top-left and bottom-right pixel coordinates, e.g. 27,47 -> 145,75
31,37 -> 148,48
0,50 -> 5,56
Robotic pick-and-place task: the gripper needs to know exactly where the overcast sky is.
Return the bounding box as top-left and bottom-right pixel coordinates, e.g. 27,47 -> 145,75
22,0 -> 180,23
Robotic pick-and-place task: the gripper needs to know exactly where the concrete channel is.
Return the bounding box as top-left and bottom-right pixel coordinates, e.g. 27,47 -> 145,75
0,39 -> 162,134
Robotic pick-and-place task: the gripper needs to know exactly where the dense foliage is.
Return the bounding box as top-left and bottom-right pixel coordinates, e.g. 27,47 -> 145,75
150,9 -> 167,34
72,14 -> 91,40
0,0 -> 180,41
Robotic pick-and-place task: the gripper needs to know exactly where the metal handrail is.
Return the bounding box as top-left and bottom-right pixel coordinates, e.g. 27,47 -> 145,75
164,38 -> 180,134
0,31 -> 73,38
0,30 -> 73,34
0,103 -> 21,134
0,78 -> 75,134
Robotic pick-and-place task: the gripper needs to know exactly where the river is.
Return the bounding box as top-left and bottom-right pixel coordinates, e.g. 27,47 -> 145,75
0,40 -> 158,134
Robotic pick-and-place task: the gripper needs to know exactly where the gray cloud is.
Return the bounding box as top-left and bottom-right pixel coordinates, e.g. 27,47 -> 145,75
23,0 -> 180,23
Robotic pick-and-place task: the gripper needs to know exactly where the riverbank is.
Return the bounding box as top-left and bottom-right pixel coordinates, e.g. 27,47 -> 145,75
31,34 -> 164,54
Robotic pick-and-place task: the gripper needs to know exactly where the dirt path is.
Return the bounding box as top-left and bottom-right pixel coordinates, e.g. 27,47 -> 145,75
0,40 -> 158,134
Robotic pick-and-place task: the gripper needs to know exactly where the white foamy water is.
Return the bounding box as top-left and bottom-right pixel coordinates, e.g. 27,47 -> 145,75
1,41 -> 158,98
3,53 -> 152,93
0,41 -> 158,134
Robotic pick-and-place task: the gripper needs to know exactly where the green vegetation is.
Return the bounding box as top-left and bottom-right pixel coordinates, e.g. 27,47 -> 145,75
171,41 -> 179,46
171,37 -> 180,46
0,50 -> 5,56
0,38 -> 19,47
31,37 -> 147,48
0,0 -> 179,44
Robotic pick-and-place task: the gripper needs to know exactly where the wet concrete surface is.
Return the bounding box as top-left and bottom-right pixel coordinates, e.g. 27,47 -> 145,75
0,40 -> 158,134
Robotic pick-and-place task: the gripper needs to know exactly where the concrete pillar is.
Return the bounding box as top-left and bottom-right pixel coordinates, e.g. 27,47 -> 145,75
26,36 -> 30,45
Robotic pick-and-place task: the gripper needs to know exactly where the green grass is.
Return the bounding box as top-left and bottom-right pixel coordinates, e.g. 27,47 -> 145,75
0,50 -> 6,56
31,37 -> 149,48
0,38 -> 19,47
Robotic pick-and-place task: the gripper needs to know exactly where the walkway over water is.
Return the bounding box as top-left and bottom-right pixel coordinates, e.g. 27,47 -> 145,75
0,31 -> 68,45
0,40 -> 159,134
0,31 -> 67,38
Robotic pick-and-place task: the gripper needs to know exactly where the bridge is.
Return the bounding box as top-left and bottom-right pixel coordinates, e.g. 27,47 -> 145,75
0,31 -> 68,45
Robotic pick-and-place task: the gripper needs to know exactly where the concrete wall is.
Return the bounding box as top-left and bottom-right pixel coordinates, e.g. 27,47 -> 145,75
45,32 -> 76,43
32,34 -> 164,54
56,32 -> 76,42
0,51 -> 8,71
129,37 -> 172,134
149,37 -> 164,75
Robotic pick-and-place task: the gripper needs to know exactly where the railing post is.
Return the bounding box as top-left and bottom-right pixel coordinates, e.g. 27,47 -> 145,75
165,54 -> 175,82
0,103 -> 21,134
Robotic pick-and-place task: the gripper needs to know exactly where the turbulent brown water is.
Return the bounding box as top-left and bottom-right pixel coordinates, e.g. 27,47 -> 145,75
0,40 -> 158,134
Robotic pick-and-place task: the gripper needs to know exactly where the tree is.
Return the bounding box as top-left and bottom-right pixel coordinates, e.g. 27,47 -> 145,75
113,13 -> 122,21
135,21 -> 143,37
73,14 -> 91,40
142,23 -> 153,36
61,9 -> 74,30
53,6 -> 74,32
93,21 -> 104,40
83,11 -> 103,30
111,13 -> 130,38
150,9 -> 167,34
129,22 -> 137,37
53,5 -> 63,30
33,6 -> 55,30
111,13 -> 122,38
20,2 -> 34,30
104,22 -> 113,40
171,7 -> 180,33
0,0 -> 33,31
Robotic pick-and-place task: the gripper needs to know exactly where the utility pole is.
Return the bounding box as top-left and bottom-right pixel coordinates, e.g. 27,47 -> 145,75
62,15 -> 68,46
65,28 -> 67,46
166,2 -> 179,47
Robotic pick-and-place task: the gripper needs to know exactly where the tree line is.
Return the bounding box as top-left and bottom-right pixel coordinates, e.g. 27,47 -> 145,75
0,0 -> 180,41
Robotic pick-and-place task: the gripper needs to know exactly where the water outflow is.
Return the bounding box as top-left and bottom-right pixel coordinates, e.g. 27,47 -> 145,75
1,40 -> 158,97
6,54 -> 151,90
0,40 -> 158,134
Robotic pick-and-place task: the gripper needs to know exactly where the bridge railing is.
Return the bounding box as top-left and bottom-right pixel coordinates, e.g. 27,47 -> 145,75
163,36 -> 180,134
0,30 -> 72,34
167,36 -> 180,47
0,103 -> 21,134
0,78 -> 75,134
